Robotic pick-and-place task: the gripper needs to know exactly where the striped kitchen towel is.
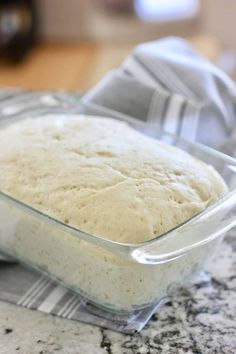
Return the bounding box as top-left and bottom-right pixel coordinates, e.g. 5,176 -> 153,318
1,37 -> 236,333
83,37 -> 236,152
0,262 -> 163,333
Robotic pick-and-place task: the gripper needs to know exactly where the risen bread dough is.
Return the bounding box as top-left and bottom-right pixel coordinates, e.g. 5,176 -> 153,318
0,115 -> 227,244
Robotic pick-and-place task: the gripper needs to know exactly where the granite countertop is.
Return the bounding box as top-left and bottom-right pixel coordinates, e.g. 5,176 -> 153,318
0,231 -> 235,354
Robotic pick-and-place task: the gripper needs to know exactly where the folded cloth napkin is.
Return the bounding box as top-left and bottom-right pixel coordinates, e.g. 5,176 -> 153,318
0,37 -> 236,333
83,37 -> 236,152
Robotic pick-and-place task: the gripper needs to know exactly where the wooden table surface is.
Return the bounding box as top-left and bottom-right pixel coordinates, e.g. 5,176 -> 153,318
0,34 -> 221,92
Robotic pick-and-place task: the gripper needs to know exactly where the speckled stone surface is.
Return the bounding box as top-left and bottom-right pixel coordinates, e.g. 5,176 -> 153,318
0,232 -> 235,354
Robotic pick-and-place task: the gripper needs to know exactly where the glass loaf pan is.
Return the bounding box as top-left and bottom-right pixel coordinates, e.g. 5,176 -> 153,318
0,93 -> 236,314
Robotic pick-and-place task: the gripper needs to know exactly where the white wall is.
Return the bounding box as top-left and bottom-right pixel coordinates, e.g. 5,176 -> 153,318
36,0 -> 91,40
35,0 -> 199,42
200,0 -> 236,48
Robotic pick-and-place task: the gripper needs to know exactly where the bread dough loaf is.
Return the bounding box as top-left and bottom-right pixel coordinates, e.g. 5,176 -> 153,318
0,115 -> 227,244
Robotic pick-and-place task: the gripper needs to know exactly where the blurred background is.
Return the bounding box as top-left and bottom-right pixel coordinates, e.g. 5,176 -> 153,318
0,0 -> 235,91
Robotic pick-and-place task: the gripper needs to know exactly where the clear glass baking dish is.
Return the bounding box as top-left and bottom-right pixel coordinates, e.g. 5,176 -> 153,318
0,91 -> 236,314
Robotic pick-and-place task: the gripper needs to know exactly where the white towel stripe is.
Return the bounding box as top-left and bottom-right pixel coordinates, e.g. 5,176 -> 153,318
37,286 -> 68,314
145,55 -> 196,99
180,102 -> 200,141
26,280 -> 52,308
147,90 -> 162,124
163,95 -> 184,135
156,93 -> 170,126
139,55 -> 181,94
17,276 -> 46,306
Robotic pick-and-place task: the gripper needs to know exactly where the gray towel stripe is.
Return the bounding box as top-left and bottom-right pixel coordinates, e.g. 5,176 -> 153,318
160,94 -> 171,128
68,301 -> 82,319
17,276 -> 48,306
147,90 -> 162,124
25,280 -> 53,309
58,294 -> 77,317
176,100 -> 187,136
143,54 -> 197,100
62,297 -> 81,318
133,54 -> 168,90
147,90 -> 171,128
54,291 -> 76,316
30,281 -> 56,309
122,56 -> 159,89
